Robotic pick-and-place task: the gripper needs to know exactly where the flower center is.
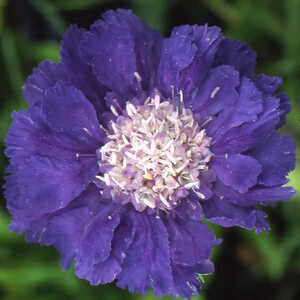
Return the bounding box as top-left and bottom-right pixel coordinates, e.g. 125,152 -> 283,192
96,93 -> 213,212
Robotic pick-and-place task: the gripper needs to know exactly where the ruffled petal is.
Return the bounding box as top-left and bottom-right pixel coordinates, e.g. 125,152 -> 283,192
117,212 -> 173,297
22,61 -> 68,106
5,83 -> 103,220
175,196 -> 204,221
250,133 -> 296,186
172,261 -> 214,299
80,208 -> 136,285
81,9 -> 162,98
213,180 -> 295,207
202,195 -> 268,232
206,76 -> 263,141
6,154 -> 98,223
190,65 -> 239,119
60,24 -> 107,113
22,25 -> 108,115
214,38 -> 257,76
156,24 -> 221,99
244,186 -> 296,206
255,74 -> 282,95
6,85 -> 103,164
42,82 -> 105,147
211,154 -> 262,193
24,185 -> 97,269
213,95 -> 280,154
277,92 -> 292,128
116,212 -> 151,295
254,74 -> 291,128
75,202 -> 120,279
165,216 -> 216,266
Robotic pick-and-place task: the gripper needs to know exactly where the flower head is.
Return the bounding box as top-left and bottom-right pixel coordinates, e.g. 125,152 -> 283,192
4,9 -> 295,299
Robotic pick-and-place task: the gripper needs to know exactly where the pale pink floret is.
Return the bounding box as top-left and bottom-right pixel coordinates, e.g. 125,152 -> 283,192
98,94 -> 213,211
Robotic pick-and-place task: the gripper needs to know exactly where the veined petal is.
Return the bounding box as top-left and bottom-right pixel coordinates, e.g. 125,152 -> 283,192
157,24 -> 221,99
80,208 -> 136,285
81,9 -> 162,98
22,61 -> 68,106
25,185 -> 98,269
250,132 -> 296,187
202,195 -> 269,232
213,95 -> 280,154
6,155 -> 98,219
75,202 -> 120,279
211,154 -> 262,193
117,212 -> 173,297
165,216 -> 217,266
206,76 -> 263,141
60,24 -> 107,114
190,65 -> 239,119
214,38 -> 257,76
42,82 -> 105,146
172,261 -> 214,299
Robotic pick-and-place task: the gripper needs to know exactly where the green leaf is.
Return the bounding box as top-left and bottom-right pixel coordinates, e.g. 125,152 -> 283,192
132,0 -> 168,33
30,0 -> 66,35
54,0 -> 104,11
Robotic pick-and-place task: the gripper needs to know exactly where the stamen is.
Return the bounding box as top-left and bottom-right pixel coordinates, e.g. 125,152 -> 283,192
76,153 -> 97,159
96,93 -> 213,211
110,105 -> 119,116
179,90 -> 184,103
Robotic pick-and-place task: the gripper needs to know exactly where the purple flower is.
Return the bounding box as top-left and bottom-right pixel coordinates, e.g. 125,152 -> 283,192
4,9 -> 295,299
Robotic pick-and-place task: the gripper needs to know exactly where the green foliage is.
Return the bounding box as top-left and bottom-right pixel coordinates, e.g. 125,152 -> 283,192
54,0 -> 107,11
0,0 -> 300,299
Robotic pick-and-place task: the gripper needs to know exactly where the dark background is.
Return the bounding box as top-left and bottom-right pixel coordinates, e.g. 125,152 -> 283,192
0,1 -> 300,299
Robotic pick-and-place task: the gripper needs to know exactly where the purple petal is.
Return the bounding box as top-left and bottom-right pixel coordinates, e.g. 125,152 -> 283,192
148,215 -> 174,297
43,82 -> 105,147
22,61 -> 68,106
75,202 -> 120,279
175,196 -> 204,221
82,209 -> 136,285
81,9 -> 162,98
211,154 -> 262,193
206,76 -> 263,140
255,74 -> 282,95
214,38 -> 257,76
5,105 -> 101,167
190,65 -> 239,119
213,96 -> 280,154
250,133 -> 296,186
25,186 -> 98,269
202,195 -> 268,232
117,212 -> 173,297
60,24 -> 107,114
277,92 -> 291,128
156,24 -> 221,99
213,180 -> 295,207
172,261 -> 214,299
104,91 -> 125,115
6,155 -> 98,220
116,212 -> 150,295
245,186 -> 296,206
165,216 -> 217,266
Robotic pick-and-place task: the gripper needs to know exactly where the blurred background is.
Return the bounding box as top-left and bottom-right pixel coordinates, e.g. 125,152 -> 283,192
0,0 -> 300,299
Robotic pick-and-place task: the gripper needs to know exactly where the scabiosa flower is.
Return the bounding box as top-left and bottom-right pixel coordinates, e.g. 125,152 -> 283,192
4,8 -> 295,299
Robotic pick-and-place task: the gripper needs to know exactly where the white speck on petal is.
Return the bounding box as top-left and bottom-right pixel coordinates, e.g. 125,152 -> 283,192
211,86 -> 220,99
134,72 -> 142,82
